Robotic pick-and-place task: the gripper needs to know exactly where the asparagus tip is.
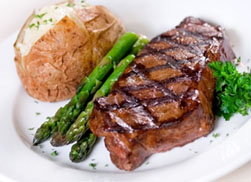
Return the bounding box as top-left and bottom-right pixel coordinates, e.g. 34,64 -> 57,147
50,133 -> 67,147
32,137 -> 40,145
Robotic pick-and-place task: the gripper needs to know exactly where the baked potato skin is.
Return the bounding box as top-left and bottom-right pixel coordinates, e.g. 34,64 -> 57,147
14,5 -> 124,102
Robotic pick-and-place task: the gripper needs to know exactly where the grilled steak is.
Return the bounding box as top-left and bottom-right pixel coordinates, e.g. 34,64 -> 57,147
89,17 -> 235,171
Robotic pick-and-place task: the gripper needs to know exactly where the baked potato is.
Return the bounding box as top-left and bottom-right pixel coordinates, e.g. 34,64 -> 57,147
14,1 -> 124,102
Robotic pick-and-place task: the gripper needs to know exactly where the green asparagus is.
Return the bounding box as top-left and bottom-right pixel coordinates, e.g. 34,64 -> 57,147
69,131 -> 96,162
33,32 -> 139,146
33,106 -> 66,145
65,36 -> 149,144
50,33 -> 139,146
65,54 -> 135,143
129,35 -> 149,55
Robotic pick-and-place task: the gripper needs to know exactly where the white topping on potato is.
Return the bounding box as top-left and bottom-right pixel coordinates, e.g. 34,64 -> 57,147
16,2 -> 90,57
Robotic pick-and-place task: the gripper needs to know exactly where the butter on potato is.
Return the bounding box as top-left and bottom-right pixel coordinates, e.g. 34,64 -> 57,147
14,1 -> 124,102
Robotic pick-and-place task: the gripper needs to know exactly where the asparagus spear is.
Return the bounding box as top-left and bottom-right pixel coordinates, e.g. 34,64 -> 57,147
65,54 -> 135,144
65,36 -> 149,144
50,33 -> 139,146
33,32 -> 139,145
69,131 -> 96,162
130,35 -> 149,55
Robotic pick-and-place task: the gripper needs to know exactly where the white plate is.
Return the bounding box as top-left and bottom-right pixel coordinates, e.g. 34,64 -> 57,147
0,0 -> 251,181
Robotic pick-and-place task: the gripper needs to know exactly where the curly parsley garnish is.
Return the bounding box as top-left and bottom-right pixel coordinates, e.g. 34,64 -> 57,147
209,60 -> 251,120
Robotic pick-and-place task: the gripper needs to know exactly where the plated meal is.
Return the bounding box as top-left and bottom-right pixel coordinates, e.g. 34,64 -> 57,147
12,0 -> 251,173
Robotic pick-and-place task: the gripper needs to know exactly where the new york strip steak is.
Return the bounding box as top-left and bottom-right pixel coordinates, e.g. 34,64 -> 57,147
89,17 -> 235,171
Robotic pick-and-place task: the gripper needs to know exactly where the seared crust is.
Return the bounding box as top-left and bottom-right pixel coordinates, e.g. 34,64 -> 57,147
14,5 -> 124,102
89,17 -> 235,171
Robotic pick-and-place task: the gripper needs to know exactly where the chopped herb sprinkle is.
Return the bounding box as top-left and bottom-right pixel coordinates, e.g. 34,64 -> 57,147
35,112 -> 41,116
35,21 -> 40,29
66,3 -> 75,7
145,162 -> 150,165
29,23 -> 35,29
105,164 -> 109,167
226,133 -> 229,137
49,18 -> 53,22
212,133 -> 220,138
34,100 -> 39,104
35,13 -> 47,19
89,163 -> 97,169
91,158 -> 95,161
51,151 -> 58,156
28,127 -> 35,130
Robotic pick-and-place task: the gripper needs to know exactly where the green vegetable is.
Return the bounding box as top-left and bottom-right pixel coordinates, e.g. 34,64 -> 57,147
66,3 -> 75,7
33,116 -> 58,145
34,21 -> 40,29
29,23 -> 35,29
69,132 -> 96,162
209,61 -> 251,120
50,33 -> 138,146
89,163 -> 97,169
51,150 -> 58,156
35,13 -> 47,19
65,54 -> 136,144
129,35 -> 149,55
35,112 -> 41,116
212,133 -> 220,138
65,36 -> 149,144
32,32 -> 138,146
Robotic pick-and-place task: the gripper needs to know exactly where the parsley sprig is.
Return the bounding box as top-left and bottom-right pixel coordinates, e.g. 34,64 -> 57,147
209,61 -> 251,120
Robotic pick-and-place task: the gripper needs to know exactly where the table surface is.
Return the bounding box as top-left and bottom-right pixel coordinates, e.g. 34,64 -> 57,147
1,0 -> 250,181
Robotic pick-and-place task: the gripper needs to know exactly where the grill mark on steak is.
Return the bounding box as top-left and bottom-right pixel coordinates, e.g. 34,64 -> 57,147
95,31 -> 205,130
120,75 -> 189,92
89,17 -> 236,171
99,47 -> 199,125
103,89 -> 158,131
